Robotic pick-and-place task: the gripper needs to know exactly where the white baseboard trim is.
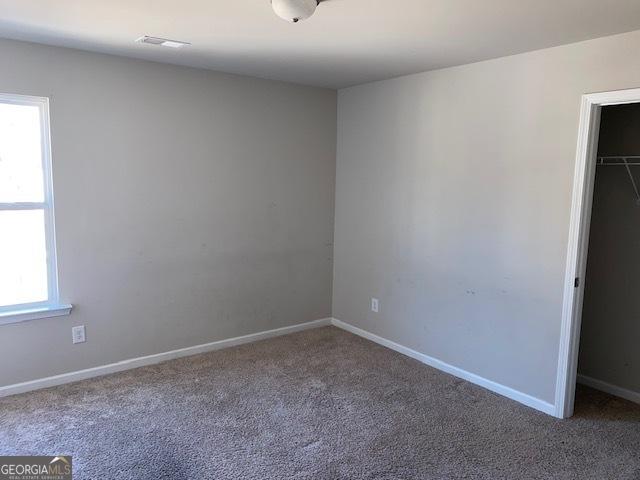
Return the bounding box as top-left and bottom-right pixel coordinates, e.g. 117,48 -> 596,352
1,316 -> 561,417
577,374 -> 640,405
331,318 -> 557,416
0,317 -> 332,398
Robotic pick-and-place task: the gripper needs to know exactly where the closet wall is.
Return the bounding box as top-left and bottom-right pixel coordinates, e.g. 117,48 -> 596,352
578,103 -> 640,396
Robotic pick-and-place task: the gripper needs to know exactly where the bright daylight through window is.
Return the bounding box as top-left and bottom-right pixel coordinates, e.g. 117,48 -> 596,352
0,93 -> 69,322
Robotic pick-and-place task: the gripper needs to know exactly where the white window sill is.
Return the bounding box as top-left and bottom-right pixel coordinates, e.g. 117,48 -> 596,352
0,304 -> 73,326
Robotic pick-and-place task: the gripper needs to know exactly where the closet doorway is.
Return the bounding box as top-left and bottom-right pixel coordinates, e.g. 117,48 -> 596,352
557,88 -> 640,419
576,103 -> 640,408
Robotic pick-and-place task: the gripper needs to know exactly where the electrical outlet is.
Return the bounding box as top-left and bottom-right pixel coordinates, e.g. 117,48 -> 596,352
72,325 -> 86,344
371,297 -> 379,313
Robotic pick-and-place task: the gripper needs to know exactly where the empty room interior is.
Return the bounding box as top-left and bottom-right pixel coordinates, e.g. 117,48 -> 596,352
1,1 -> 640,478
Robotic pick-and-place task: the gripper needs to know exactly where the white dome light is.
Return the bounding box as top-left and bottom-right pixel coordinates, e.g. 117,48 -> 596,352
271,0 -> 319,23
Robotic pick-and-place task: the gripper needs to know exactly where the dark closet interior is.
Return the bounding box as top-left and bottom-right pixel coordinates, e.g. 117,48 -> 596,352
577,103 -> 640,406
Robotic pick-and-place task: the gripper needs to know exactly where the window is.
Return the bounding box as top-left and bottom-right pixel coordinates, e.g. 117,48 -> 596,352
0,93 -> 70,324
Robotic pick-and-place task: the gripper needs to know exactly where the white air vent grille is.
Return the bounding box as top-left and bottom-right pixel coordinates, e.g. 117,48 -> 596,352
136,36 -> 191,48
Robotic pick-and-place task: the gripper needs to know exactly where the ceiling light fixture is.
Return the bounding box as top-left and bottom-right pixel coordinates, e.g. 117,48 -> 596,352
136,36 -> 191,48
271,0 -> 319,23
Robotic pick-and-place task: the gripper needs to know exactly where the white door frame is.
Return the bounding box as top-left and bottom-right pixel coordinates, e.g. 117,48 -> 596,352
555,87 -> 640,419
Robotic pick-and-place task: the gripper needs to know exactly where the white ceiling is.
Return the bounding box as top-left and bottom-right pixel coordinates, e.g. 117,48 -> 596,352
1,0 -> 640,89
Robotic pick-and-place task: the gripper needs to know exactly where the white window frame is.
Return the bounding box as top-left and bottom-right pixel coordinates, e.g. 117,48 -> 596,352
0,93 -> 71,325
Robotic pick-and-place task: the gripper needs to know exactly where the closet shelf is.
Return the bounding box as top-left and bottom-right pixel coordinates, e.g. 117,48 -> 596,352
597,156 -> 640,205
597,155 -> 640,166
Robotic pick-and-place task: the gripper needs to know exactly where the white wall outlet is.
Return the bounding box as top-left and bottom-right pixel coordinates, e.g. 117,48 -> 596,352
371,297 -> 379,313
72,325 -> 86,344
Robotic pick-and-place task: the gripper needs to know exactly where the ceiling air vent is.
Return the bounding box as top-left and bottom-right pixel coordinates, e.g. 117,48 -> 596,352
136,36 -> 191,48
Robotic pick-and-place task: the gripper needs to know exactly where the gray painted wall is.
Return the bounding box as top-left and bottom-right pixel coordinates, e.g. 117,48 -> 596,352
0,39 -> 337,387
334,30 -> 640,404
578,104 -> 640,394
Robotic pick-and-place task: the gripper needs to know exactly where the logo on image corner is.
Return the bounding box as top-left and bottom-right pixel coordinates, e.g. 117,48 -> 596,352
0,455 -> 72,480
